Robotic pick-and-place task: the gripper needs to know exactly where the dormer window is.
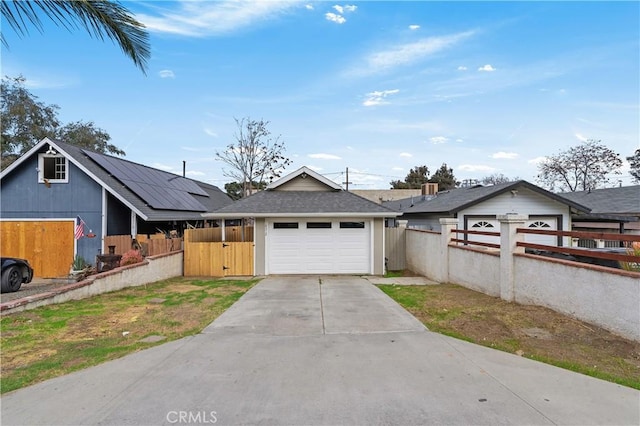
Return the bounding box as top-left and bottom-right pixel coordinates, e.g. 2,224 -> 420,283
38,153 -> 68,183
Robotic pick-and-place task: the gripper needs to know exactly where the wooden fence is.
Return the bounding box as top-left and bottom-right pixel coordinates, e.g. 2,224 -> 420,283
104,234 -> 183,257
185,226 -> 254,243
183,228 -> 254,276
385,227 -> 406,270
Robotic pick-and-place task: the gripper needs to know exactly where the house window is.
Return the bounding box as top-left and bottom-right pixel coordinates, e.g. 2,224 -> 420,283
529,221 -> 551,228
340,221 -> 365,229
274,222 -> 299,229
471,221 -> 494,228
38,154 -> 68,183
307,222 -> 331,229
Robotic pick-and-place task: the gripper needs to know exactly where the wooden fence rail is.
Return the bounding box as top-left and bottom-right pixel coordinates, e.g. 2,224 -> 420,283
104,235 -> 183,257
185,226 -> 254,243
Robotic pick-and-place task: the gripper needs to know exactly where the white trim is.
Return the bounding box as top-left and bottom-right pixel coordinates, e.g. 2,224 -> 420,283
266,166 -> 342,190
38,153 -> 69,183
102,188 -> 108,255
130,211 -> 137,238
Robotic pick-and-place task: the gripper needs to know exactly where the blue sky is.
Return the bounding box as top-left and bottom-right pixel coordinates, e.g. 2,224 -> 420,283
3,1 -> 639,190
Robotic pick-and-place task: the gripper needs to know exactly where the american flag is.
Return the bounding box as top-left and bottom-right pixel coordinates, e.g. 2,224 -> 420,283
75,216 -> 85,240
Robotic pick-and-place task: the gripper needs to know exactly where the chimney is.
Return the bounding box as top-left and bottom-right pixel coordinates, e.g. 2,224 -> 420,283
421,183 -> 438,195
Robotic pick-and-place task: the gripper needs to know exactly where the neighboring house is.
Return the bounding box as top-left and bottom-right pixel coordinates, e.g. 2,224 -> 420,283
560,185 -> 640,236
202,166 -> 400,275
351,189 -> 423,204
0,138 -> 232,277
385,180 -> 591,246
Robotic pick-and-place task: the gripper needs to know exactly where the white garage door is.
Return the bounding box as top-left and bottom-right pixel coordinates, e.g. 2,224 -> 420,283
525,217 -> 558,246
267,218 -> 371,274
465,217 -> 559,247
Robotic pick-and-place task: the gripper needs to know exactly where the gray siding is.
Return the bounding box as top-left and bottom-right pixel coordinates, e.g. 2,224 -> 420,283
1,152 -> 103,264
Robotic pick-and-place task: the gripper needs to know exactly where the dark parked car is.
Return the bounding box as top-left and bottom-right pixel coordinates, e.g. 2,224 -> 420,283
1,257 -> 34,293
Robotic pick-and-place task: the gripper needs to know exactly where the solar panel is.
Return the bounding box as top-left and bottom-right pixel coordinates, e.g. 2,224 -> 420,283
83,150 -> 209,211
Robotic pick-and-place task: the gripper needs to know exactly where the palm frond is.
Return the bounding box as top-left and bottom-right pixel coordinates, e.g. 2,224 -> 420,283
1,0 -> 150,74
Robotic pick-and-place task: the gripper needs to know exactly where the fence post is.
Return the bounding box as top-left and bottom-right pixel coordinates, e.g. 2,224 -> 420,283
498,214 -> 528,302
439,218 -> 458,283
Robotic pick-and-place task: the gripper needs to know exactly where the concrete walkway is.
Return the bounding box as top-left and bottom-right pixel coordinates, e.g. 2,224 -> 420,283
2,276 -> 638,425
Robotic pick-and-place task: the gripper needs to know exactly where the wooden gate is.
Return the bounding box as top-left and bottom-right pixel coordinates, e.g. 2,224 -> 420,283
0,220 -> 74,278
184,242 -> 253,276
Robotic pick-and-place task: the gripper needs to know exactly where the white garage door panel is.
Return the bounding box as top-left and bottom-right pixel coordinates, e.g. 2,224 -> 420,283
268,219 -> 371,274
525,218 -> 558,246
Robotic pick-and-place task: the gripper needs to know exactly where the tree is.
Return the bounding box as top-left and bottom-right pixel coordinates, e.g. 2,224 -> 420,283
536,139 -> 622,192
1,76 -> 125,169
224,181 -> 267,201
216,118 -> 292,197
390,165 -> 429,189
481,173 -> 521,186
56,120 -> 124,156
1,0 -> 150,74
627,149 -> 640,183
1,75 -> 59,168
429,163 -> 459,190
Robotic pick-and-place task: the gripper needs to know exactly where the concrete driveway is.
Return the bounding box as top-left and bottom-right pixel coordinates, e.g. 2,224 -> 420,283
2,276 -> 638,425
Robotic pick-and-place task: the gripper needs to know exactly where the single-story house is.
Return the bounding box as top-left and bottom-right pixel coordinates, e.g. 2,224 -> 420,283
560,185 -> 640,236
384,180 -> 591,246
202,166 -> 400,275
0,137 -> 232,277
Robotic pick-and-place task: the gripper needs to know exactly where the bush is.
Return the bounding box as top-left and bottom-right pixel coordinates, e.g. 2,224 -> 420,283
120,249 -> 143,266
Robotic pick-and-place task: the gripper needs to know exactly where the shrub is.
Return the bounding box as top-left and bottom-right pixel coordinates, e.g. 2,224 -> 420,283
620,242 -> 640,272
120,249 -> 144,266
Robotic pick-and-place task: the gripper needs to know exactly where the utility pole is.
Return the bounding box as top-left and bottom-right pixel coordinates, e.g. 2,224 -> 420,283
343,167 -> 353,191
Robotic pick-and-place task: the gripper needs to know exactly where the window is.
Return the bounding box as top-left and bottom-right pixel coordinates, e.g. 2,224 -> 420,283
274,222 -> 299,229
471,221 -> 494,228
38,154 -> 68,183
307,222 -> 331,229
339,221 -> 365,229
529,221 -> 551,228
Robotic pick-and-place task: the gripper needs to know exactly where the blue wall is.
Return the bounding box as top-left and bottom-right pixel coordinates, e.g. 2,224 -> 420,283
1,149 -> 103,265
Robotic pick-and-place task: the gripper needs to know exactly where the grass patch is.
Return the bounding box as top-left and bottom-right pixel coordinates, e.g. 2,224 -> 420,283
0,277 -> 260,394
379,283 -> 640,390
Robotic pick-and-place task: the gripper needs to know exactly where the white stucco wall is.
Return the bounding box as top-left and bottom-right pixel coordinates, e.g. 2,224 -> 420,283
1,251 -> 184,314
449,246 -> 500,296
405,229 -> 441,281
515,254 -> 640,341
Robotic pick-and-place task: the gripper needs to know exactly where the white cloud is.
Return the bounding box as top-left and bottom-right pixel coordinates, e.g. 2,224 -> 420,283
186,170 -> 206,177
478,64 -> 496,72
136,1 -> 302,37
409,24 -> 420,30
457,65 -> 467,71
399,152 -> 412,158
308,153 -> 342,160
344,5 -> 357,12
455,138 -> 464,143
362,89 -> 399,107
158,69 -> 175,79
152,163 -> 174,171
325,12 -> 346,24
333,5 -> 344,14
203,128 -> 218,137
575,133 -> 589,142
430,136 -> 448,144
491,152 -> 519,159
528,156 -> 547,165
355,30 -> 475,75
458,164 -> 496,172
305,4 -> 313,10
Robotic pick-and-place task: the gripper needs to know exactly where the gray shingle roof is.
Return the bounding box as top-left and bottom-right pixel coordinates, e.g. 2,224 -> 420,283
205,190 -> 400,218
52,140 -> 233,221
560,186 -> 640,216
385,180 -> 590,214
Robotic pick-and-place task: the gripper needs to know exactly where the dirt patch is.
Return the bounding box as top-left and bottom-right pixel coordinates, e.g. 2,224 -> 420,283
380,283 -> 640,388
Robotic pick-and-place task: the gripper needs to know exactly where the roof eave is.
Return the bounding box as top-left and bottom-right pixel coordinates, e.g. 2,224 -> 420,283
202,212 -> 401,219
